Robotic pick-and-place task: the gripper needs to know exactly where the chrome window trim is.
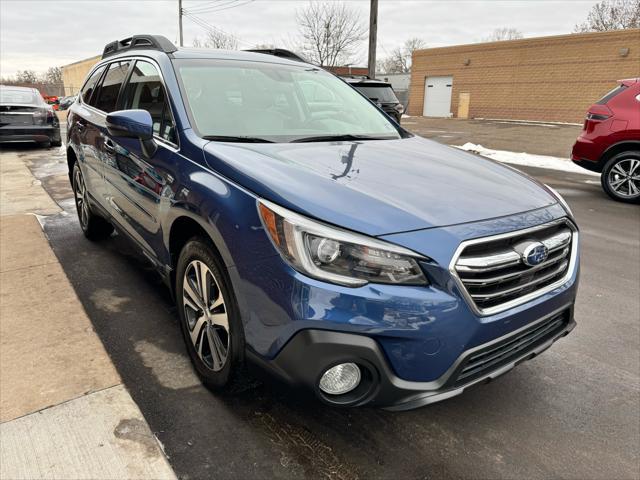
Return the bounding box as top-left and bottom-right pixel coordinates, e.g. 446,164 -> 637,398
448,218 -> 578,316
78,55 -> 180,150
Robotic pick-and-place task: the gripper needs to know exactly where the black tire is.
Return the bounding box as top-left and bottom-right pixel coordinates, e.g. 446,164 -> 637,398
50,138 -> 62,147
38,140 -> 51,148
176,237 -> 247,391
72,162 -> 114,240
601,151 -> 640,204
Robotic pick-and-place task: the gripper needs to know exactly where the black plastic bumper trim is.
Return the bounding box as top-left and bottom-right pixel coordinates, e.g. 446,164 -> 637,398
246,304 -> 576,410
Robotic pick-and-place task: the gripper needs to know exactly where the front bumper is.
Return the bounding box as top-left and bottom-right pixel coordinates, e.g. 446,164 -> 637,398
248,305 -> 575,410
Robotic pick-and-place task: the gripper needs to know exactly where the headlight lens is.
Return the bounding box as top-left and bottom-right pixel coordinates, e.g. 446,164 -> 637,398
258,200 -> 427,287
394,103 -> 405,113
545,185 -> 574,218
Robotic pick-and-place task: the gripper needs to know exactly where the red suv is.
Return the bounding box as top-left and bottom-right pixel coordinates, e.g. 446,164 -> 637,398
572,78 -> 640,204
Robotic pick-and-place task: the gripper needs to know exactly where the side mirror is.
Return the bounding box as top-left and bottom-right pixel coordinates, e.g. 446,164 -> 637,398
106,109 -> 157,157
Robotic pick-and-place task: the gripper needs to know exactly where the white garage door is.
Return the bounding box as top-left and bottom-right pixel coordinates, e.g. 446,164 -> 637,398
423,76 -> 453,117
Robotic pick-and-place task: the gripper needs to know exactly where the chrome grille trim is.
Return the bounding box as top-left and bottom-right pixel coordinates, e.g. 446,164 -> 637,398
449,219 -> 578,316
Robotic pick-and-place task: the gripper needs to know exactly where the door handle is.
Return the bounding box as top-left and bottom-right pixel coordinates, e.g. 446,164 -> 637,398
103,138 -> 116,152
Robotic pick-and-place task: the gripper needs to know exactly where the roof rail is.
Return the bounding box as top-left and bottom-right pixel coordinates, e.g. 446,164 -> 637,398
102,35 -> 177,59
244,48 -> 309,63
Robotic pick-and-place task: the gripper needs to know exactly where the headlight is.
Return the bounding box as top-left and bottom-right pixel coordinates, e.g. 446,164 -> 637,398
258,200 -> 427,287
545,185 -> 574,218
394,103 -> 405,113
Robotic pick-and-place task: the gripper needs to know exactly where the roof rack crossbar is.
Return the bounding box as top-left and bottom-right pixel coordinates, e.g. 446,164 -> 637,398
102,35 -> 177,59
243,48 -> 309,63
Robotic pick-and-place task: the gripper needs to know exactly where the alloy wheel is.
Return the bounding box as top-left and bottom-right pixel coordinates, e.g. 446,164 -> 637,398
607,158 -> 640,199
182,260 -> 230,372
73,168 -> 90,229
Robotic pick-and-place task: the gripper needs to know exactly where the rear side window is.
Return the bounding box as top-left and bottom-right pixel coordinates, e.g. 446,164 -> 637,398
93,61 -> 131,113
81,65 -> 106,106
596,84 -> 627,105
121,60 -> 177,144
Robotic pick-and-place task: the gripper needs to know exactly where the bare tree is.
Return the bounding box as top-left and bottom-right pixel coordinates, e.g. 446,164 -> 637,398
575,0 -> 640,32
45,67 -> 62,84
192,30 -> 239,50
15,70 -> 38,84
378,37 -> 426,73
483,28 -> 524,42
295,1 -> 367,66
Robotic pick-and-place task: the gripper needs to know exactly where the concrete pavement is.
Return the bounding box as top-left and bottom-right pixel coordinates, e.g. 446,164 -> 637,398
0,149 -> 176,479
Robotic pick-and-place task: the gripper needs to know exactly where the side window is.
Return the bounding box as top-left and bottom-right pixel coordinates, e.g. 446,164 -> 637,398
81,65 -> 106,105
93,61 -> 131,113
122,61 -> 177,144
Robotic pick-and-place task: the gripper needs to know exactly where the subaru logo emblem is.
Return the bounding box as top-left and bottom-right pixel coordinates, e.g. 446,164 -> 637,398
521,242 -> 549,267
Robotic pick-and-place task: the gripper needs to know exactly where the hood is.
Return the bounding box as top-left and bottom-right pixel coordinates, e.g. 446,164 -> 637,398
202,136 -> 556,236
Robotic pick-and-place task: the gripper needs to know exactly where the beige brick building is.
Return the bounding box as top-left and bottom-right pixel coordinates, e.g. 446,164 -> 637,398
61,55 -> 101,95
408,29 -> 640,123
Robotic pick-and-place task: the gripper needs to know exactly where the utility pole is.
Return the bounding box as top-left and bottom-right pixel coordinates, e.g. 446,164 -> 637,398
367,0 -> 378,79
178,0 -> 184,47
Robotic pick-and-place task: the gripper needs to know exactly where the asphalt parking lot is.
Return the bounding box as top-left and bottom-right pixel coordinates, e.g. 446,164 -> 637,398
3,120 -> 639,480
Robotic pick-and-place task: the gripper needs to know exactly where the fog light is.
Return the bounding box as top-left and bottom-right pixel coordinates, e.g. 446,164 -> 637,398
319,363 -> 361,395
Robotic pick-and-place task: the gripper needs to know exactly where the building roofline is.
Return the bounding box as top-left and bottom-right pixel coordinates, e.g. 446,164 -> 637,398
61,55 -> 101,69
413,28 -> 640,56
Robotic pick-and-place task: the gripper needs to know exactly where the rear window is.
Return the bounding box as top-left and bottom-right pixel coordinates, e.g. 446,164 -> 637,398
353,85 -> 399,103
596,84 -> 627,105
0,88 -> 41,105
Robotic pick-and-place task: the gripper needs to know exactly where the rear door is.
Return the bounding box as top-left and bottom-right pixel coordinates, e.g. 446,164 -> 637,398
72,65 -> 107,199
84,60 -> 132,208
102,59 -> 179,257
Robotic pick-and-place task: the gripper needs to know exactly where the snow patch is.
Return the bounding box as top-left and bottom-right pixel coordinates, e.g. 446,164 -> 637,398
454,143 -> 599,176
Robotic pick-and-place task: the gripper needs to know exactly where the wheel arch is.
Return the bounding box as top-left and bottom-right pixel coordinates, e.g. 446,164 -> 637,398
66,145 -> 79,182
166,211 -> 232,296
600,140 -> 640,167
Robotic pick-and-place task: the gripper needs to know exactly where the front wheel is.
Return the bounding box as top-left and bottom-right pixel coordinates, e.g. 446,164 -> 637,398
601,151 -> 640,204
176,238 -> 247,391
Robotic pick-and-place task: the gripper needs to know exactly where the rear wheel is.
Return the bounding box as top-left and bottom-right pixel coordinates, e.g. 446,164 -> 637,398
176,238 -> 247,391
601,151 -> 640,204
72,163 -> 114,240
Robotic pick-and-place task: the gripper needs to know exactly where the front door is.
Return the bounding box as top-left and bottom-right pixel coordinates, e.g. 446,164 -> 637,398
102,60 -> 179,258
422,76 -> 453,117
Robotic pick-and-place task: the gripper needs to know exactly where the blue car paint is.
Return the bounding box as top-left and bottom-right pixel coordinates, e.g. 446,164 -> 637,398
105,109 -> 155,139
67,47 -> 578,392
201,136 -> 558,236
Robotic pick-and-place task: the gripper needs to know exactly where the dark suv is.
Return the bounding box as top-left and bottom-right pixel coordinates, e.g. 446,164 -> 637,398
342,77 -> 404,123
67,35 -> 578,410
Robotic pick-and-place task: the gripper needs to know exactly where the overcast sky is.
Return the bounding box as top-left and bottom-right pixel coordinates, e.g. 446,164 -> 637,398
0,0 -> 598,77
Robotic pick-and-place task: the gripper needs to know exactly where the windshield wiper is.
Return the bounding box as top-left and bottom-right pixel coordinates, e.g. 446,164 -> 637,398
202,135 -> 275,143
291,134 -> 396,143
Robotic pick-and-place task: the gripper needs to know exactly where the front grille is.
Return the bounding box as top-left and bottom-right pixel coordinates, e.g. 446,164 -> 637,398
453,309 -> 570,386
453,220 -> 575,313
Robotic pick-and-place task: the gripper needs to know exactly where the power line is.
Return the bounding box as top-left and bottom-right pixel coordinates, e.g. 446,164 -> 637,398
185,0 -> 253,15
183,11 -> 253,47
186,1 -> 240,14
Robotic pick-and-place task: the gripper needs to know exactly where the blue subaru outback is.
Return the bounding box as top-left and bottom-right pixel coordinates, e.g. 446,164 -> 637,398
67,35 -> 579,410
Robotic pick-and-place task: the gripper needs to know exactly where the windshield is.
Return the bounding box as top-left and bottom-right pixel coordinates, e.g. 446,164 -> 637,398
354,85 -> 399,103
175,59 -> 402,142
0,88 -> 42,105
